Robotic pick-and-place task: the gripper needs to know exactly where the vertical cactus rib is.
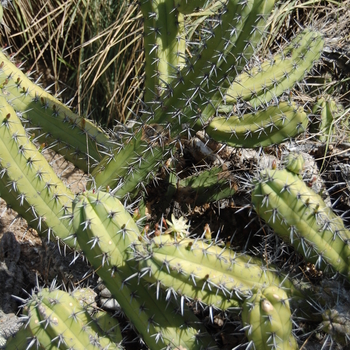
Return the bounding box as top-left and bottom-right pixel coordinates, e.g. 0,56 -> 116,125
0,50 -> 110,172
252,167 -> 350,280
72,190 -> 216,349
310,96 -> 345,142
0,97 -> 76,246
241,286 -> 298,350
141,0 -> 186,104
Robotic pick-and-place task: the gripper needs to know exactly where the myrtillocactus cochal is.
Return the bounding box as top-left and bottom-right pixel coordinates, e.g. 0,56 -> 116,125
1,0 -> 349,349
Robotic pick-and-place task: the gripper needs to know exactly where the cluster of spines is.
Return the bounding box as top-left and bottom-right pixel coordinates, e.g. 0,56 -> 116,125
252,164 -> 350,280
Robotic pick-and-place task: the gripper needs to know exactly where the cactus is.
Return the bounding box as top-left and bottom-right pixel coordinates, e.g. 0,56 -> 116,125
0,0 -> 344,349
241,286 -> 298,350
92,0 -> 278,196
166,165 -> 236,206
5,287 -> 124,350
223,28 -> 324,108
0,96 -> 76,246
91,3 -> 324,199
137,234 -> 307,312
310,95 -> 345,142
284,152 -> 305,175
205,102 -> 308,148
0,50 -> 110,173
252,165 -> 350,280
319,306 -> 350,347
72,190 -> 216,350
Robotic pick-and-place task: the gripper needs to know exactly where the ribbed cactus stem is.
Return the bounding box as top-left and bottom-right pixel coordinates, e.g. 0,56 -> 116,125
73,190 -> 216,349
320,306 -> 350,346
205,102 -> 308,147
141,0 -> 186,104
152,0 -> 276,126
0,50 -> 110,172
310,96 -> 345,142
252,167 -> 350,280
137,234 -> 306,311
94,0 -> 276,195
0,96 -> 76,246
6,288 -> 124,349
241,286 -> 298,350
224,28 -> 324,108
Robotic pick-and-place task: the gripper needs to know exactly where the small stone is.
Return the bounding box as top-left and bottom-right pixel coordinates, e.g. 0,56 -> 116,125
100,297 -> 121,311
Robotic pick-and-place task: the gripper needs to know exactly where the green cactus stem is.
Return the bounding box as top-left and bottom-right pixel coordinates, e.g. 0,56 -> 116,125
0,50 -> 110,172
252,167 -> 350,280
165,165 -> 236,206
175,0 -> 207,14
310,96 -> 345,142
137,234 -> 306,312
0,96 -> 76,246
205,102 -> 308,148
320,306 -> 350,346
141,0 -> 186,104
284,152 -> 305,175
93,0 -> 276,196
72,190 -> 216,349
241,286 -> 298,350
5,288 -> 124,350
151,0 -> 276,126
90,127 -> 169,199
224,28 -> 324,108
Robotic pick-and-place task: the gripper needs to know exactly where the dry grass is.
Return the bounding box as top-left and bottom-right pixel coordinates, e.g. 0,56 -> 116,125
1,0 -> 143,126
